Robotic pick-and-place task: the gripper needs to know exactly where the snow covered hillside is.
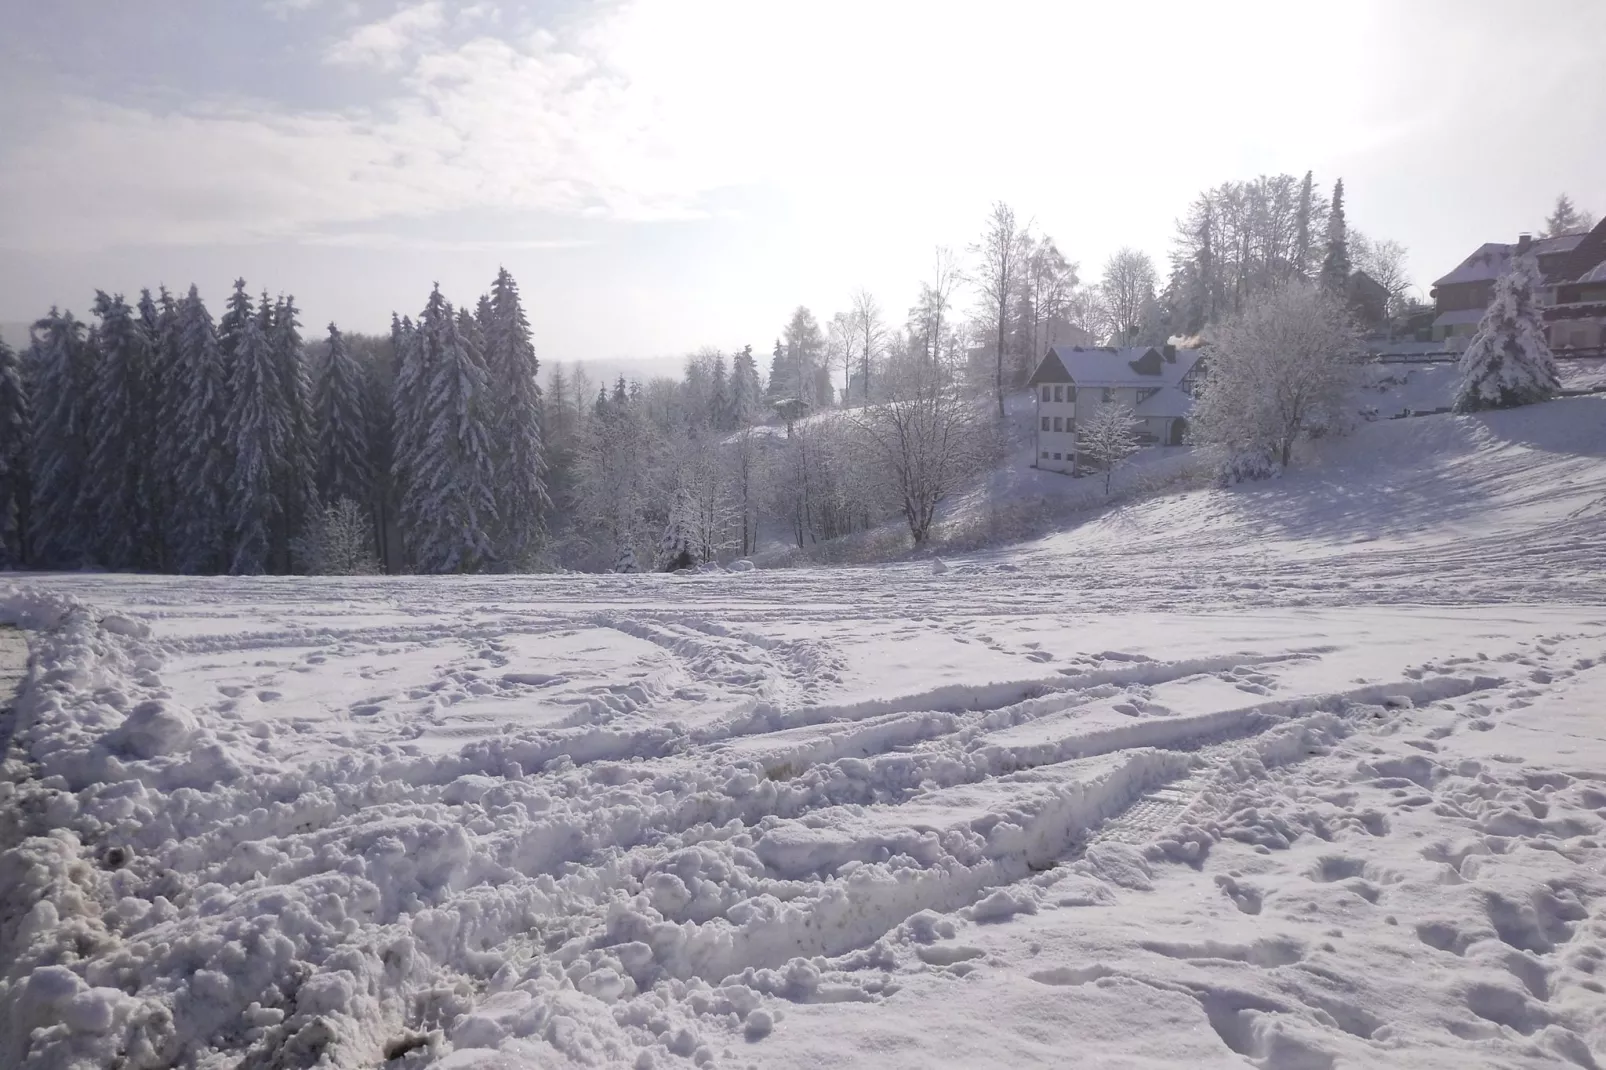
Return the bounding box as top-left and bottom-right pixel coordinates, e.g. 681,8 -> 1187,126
3,398 -> 1606,1069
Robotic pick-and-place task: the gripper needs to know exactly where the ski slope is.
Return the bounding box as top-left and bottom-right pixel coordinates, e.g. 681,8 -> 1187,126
3,398 -> 1606,1070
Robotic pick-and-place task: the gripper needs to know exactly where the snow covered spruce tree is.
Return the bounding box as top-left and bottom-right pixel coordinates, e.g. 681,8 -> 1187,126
482,268 -> 548,568
25,307 -> 95,567
1078,403 -> 1141,494
145,287 -> 187,570
1192,281 -> 1360,475
657,486 -> 698,571
272,295 -> 318,570
1453,254 -> 1559,413
223,303 -> 289,574
313,323 -> 371,513
389,312 -> 427,568
0,335 -> 29,566
398,285 -> 498,573
172,286 -> 232,573
84,292 -> 157,569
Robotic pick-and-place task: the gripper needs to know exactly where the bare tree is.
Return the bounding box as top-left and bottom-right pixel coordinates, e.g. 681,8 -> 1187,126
1350,232 -> 1415,317
969,202 -> 1029,417
909,246 -> 960,366
828,311 -> 856,405
852,353 -> 986,545
1101,248 -> 1158,345
1019,236 -> 1077,367
1077,404 -> 1141,494
849,288 -> 886,403
1192,281 -> 1361,468
1065,284 -> 1111,345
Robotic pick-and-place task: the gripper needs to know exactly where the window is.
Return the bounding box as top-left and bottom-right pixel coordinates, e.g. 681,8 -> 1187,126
1053,453 -> 1062,460
1040,386 -> 1051,402
1041,416 -> 1050,431
1041,450 -> 1049,459
1066,386 -> 1077,401
1053,417 -> 1063,431
1053,385 -> 1064,402
1102,387 -> 1115,403
1137,388 -> 1158,403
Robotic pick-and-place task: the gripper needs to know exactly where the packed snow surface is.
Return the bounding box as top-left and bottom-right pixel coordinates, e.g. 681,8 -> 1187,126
4,398 -> 1606,1069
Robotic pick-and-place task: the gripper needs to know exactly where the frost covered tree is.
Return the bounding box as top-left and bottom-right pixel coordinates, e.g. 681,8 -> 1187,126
84,292 -> 156,568
402,286 -> 498,573
172,286 -> 232,573
0,336 -> 29,566
1542,193 -> 1595,239
25,307 -> 95,567
313,323 -> 371,511
294,498 -> 379,575
730,344 -> 763,427
970,201 -> 1029,417
272,295 -> 318,570
853,355 -> 986,545
1192,281 -> 1360,470
1078,403 -> 1142,494
657,486 -> 698,571
144,287 -> 185,570
1101,248 -> 1158,346
224,307 -> 289,574
1320,179 -> 1352,294
613,544 -> 638,573
483,267 -> 548,568
1452,255 -> 1559,413
850,288 -> 886,402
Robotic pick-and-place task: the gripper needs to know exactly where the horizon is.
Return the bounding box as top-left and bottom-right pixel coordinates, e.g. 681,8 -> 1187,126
2,1 -> 1603,365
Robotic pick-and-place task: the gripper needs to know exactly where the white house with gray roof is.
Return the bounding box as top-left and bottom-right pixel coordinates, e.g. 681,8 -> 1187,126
1026,345 -> 1204,474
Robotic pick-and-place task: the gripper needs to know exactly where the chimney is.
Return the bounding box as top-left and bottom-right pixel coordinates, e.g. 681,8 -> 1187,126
1517,233 -> 1533,254
1161,343 -> 1176,362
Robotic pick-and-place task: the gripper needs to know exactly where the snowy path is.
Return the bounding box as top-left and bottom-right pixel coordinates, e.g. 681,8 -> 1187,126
2,402 -> 1606,1070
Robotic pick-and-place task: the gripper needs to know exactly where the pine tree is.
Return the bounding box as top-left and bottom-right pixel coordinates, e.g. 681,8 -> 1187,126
404,286 -> 498,573
146,287 -> 186,570
0,336 -> 29,567
1542,194 -> 1595,239
1453,254 -> 1560,412
1294,170 -> 1316,279
1320,178 -> 1351,293
84,292 -> 155,568
709,351 -> 731,430
173,286 -> 231,573
218,279 -> 254,377
483,268 -> 548,569
25,307 -> 95,567
224,307 -> 289,574
271,295 -> 317,570
313,323 -> 372,510
613,543 -> 638,573
766,338 -> 791,400
657,485 -> 697,571
731,344 -> 762,427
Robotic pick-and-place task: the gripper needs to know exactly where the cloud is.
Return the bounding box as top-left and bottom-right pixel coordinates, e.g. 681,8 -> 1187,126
325,1 -> 446,70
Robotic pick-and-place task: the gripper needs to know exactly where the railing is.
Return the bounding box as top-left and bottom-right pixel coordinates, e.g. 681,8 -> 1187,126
1367,345 -> 1606,365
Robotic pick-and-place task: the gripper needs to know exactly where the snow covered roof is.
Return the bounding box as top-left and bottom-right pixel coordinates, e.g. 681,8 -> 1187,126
1573,259 -> 1606,284
1433,235 -> 1588,288
1132,385 -> 1192,418
1432,309 -> 1485,328
1029,346 -> 1203,388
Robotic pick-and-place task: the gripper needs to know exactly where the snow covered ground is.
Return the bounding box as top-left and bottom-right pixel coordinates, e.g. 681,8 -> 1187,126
3,397 -> 1606,1069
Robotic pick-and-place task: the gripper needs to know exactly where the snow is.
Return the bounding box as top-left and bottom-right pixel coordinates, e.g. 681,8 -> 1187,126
3,397 -> 1606,1069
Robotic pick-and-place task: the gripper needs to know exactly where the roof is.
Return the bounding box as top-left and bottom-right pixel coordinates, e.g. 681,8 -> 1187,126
1028,345 -> 1203,388
1132,386 -> 1192,418
1433,234 -> 1589,288
1432,309 -> 1485,328
1574,259 -> 1606,285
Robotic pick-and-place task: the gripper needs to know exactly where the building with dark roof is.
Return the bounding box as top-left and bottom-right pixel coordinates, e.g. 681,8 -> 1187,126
1026,345 -> 1204,474
1430,218 -> 1606,348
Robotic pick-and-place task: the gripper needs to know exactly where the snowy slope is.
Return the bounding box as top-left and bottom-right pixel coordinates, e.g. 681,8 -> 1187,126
2,398 -> 1606,1070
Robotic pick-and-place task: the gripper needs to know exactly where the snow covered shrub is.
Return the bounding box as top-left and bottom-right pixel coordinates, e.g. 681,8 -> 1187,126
613,544 -> 638,573
295,498 -> 379,575
1453,254 -> 1560,412
1218,445 -> 1280,486
1192,281 -> 1361,467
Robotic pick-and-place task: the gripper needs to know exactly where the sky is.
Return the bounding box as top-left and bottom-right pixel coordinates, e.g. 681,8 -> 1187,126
1,0 -> 1602,366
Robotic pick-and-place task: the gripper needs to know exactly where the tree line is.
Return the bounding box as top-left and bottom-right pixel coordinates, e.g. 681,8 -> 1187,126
0,270 -> 545,574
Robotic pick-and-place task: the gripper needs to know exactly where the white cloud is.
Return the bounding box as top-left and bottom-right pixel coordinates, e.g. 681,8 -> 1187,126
325,1 -> 446,70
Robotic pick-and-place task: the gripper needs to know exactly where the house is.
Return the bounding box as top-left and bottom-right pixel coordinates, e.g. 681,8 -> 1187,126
1346,270 -> 1390,334
1026,345 -> 1205,474
1430,218 -> 1606,347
